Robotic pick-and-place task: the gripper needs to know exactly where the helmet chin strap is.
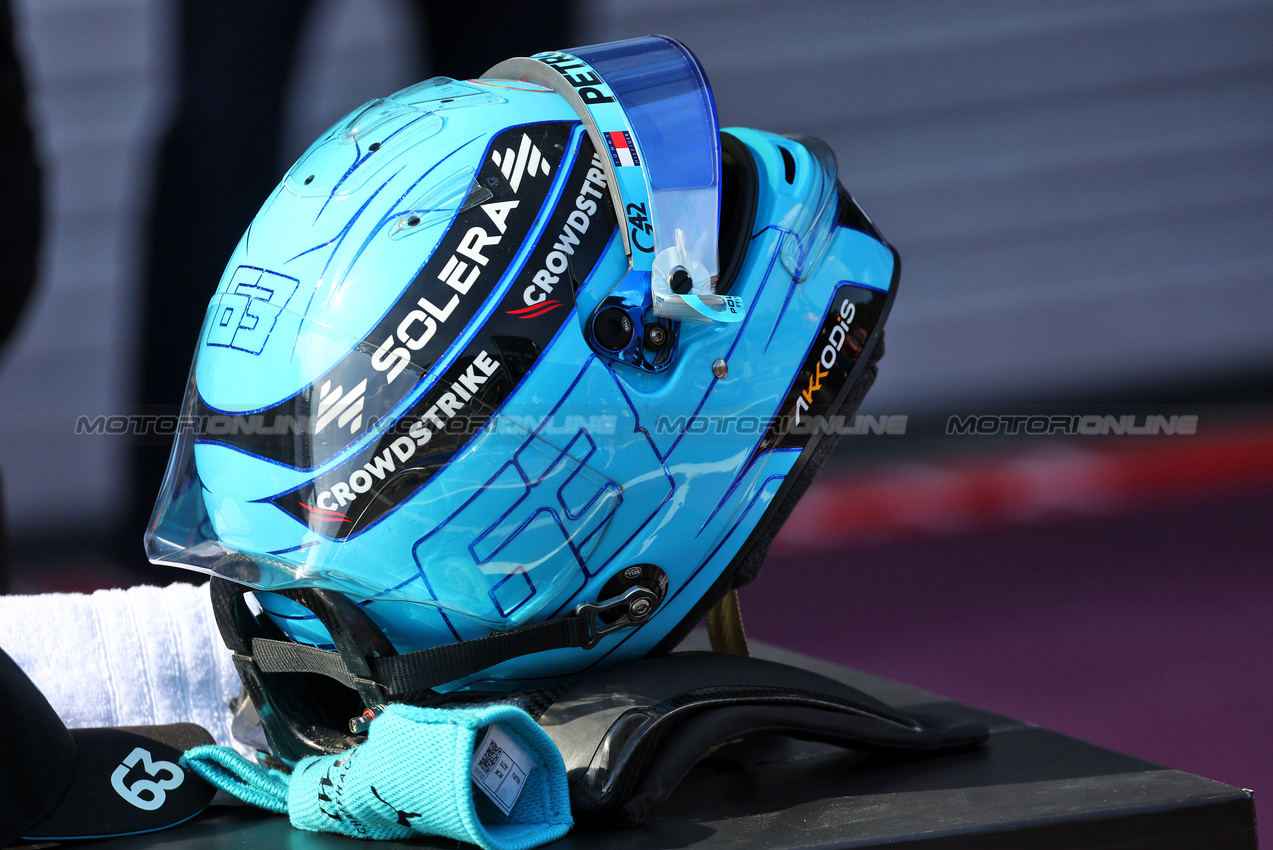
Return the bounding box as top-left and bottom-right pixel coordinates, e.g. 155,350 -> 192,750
209,572 -> 662,756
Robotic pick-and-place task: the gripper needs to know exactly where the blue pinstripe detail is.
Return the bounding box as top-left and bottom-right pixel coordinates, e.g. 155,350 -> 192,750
283,169 -> 403,272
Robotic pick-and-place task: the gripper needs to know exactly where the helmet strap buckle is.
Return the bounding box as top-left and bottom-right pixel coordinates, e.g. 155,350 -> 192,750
574,585 -> 660,649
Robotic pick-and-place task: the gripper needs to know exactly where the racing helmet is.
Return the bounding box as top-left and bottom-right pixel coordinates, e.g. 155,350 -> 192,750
146,35 -> 898,759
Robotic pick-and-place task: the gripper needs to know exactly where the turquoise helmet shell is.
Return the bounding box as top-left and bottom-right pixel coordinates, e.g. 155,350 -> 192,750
147,38 -> 897,702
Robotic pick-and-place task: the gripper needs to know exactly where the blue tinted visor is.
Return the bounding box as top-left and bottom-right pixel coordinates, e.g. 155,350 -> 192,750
484,35 -> 722,284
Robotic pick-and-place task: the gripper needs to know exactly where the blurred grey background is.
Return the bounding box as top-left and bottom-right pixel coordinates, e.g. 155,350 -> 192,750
2,0 -> 1271,535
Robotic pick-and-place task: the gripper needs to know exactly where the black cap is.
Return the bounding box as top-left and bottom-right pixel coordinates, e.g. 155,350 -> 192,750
0,647 -> 216,844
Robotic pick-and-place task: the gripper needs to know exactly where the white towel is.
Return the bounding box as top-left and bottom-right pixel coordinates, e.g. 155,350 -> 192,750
0,582 -> 242,752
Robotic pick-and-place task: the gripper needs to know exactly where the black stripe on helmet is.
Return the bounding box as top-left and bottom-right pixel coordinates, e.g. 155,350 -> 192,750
197,121 -> 576,471
271,135 -> 618,539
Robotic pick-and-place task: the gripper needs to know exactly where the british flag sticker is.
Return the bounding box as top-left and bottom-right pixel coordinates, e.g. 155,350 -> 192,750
604,130 -> 641,168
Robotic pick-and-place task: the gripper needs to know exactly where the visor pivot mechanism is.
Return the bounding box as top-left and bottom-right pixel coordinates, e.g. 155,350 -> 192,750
586,293 -> 679,373
576,585 -> 661,649
592,306 -> 635,352
644,323 -> 670,350
670,269 -> 693,294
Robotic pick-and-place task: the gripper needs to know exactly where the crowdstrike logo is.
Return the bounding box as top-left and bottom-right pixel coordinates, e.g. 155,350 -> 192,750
300,500 -> 349,525
313,350 -> 502,514
506,300 -> 565,319
315,378 -> 367,434
490,134 -> 551,193
522,153 -> 608,307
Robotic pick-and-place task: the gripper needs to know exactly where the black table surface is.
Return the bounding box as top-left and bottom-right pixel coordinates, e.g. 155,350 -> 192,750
38,635 -> 1257,850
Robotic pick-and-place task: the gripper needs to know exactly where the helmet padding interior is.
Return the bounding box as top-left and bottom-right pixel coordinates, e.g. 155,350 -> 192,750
715,132 -> 759,296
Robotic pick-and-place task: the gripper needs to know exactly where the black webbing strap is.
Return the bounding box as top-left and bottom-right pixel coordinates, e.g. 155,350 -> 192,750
248,640 -> 368,691
250,611 -> 594,696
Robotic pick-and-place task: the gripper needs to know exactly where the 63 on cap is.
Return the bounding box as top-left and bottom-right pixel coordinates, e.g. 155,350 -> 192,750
0,648 -> 215,843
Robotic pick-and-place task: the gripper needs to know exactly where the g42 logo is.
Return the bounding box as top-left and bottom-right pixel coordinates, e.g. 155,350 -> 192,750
110,747 -> 185,811
625,202 -> 654,253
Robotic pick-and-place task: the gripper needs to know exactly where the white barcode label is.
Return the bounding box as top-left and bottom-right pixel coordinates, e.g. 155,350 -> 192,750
470,724 -> 534,816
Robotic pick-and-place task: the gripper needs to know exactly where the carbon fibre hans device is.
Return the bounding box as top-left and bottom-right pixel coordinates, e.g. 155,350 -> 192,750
146,35 -> 899,760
